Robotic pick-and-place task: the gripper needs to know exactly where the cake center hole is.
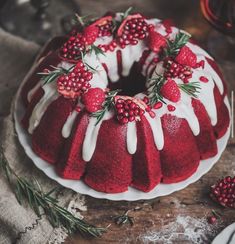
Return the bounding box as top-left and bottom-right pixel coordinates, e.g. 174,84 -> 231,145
108,65 -> 146,96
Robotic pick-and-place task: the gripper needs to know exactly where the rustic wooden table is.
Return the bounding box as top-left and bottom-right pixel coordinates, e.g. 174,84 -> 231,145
64,1 -> 235,243
0,0 -> 234,243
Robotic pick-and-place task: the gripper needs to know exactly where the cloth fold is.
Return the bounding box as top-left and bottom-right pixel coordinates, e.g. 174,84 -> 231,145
0,28 -> 86,244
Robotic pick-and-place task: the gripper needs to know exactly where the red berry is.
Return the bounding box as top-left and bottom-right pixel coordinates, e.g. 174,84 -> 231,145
59,33 -> 86,62
162,19 -> 173,34
91,16 -> 114,37
175,46 -> 197,68
148,30 -> 167,52
161,79 -> 181,102
153,101 -> 163,109
163,58 -> 192,82
115,97 -> 145,124
167,104 -> 176,111
83,25 -> 99,45
210,176 -> 235,208
208,216 -> 217,224
82,88 -> 106,113
57,61 -> 93,99
199,76 -> 209,83
117,14 -> 150,48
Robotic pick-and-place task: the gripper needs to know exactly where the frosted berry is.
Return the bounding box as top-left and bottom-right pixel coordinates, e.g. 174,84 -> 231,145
210,176 -> 235,208
161,79 -> 181,103
148,30 -> 167,53
60,33 -> 86,62
115,98 -> 145,124
117,14 -> 150,48
82,88 -> 106,113
57,61 -> 92,99
175,46 -> 197,68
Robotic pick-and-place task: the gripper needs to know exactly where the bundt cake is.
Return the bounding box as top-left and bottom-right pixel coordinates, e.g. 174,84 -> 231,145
20,9 -> 230,193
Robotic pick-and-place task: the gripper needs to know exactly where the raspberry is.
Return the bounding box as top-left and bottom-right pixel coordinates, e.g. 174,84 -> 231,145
83,25 -> 99,45
175,46 -> 197,68
210,176 -> 235,208
161,79 -> 181,103
57,61 -> 92,99
117,14 -> 150,48
115,98 -> 145,124
148,30 -> 167,52
82,88 -> 106,113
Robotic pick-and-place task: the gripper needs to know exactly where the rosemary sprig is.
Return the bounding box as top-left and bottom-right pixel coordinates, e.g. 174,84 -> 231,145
147,75 -> 166,105
121,7 -> 133,20
114,210 -> 134,226
178,82 -> 201,98
38,65 -> 75,85
164,31 -> 191,58
92,89 -> 121,125
0,147 -> 106,237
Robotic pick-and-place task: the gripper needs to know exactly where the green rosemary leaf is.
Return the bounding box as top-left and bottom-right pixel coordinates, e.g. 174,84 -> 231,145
164,31 -> 191,58
178,81 -> 201,98
90,45 -> 105,56
123,7 -> 133,19
0,146 -> 106,238
147,74 -> 166,105
15,181 -> 23,205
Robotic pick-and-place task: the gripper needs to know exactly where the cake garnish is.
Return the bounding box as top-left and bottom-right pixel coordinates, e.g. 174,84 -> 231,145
210,176 -> 235,208
91,89 -> 121,125
175,45 -> 197,68
115,97 -> 145,124
117,13 -> 150,48
147,73 -> 201,106
160,79 -> 181,103
82,88 -> 106,113
148,31 -> 167,53
38,61 -> 93,99
163,58 -> 193,83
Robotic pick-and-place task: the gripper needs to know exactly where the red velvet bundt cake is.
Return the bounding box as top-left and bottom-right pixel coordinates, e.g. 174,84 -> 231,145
20,10 -> 230,193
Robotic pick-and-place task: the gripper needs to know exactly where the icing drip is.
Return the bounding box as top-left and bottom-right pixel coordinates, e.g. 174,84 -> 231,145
121,41 -> 147,77
99,49 -> 120,82
28,82 -> 59,134
126,121 -> 137,154
192,68 -> 217,126
204,57 -> 224,95
62,110 -> 78,138
82,111 -> 113,161
27,80 -> 42,102
145,113 -> 164,150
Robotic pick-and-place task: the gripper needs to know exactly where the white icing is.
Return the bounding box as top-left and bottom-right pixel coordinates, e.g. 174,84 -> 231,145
99,49 -> 120,82
27,80 -> 42,102
62,110 -> 78,138
145,113 -> 164,150
28,82 -> 59,134
121,41 -> 147,76
82,111 -> 114,162
126,121 -> 137,154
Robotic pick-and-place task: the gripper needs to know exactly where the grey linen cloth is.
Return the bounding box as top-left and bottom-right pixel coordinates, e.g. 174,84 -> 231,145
0,28 -> 86,244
